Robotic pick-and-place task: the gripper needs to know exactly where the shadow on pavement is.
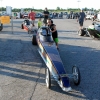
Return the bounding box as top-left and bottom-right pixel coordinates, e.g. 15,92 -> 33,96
58,30 -> 77,33
0,37 -> 45,83
59,36 -> 91,40
58,43 -> 100,100
0,65 -> 45,83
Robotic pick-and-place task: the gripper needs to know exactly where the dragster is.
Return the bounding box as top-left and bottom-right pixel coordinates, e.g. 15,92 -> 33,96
21,19 -> 31,33
32,26 -> 81,92
21,19 -> 38,34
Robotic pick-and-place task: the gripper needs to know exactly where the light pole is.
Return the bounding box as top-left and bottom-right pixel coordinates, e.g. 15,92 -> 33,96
77,0 -> 81,12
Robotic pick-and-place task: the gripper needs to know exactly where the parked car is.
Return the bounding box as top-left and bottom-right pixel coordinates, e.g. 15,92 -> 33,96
63,12 -> 68,15
86,14 -> 94,20
53,13 -> 58,18
23,13 -> 28,19
35,13 -> 42,18
49,13 -> 53,19
63,12 -> 68,18
58,12 -> 63,18
74,13 -> 79,19
66,14 -> 70,19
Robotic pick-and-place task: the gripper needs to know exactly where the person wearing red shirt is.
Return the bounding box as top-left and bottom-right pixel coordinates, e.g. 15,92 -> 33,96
28,10 -> 36,24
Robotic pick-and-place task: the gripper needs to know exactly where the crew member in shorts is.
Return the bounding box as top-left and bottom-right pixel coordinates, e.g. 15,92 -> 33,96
77,8 -> 86,30
47,18 -> 59,50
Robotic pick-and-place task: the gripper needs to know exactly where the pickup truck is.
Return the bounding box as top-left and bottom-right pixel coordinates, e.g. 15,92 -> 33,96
86,14 -> 94,20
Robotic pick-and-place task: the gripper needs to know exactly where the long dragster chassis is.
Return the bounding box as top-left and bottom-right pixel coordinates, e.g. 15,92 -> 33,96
32,26 -> 81,92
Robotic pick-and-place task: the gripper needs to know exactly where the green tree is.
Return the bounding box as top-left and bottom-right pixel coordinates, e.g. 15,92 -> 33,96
84,7 -> 88,11
56,7 -> 60,10
91,8 -> 94,11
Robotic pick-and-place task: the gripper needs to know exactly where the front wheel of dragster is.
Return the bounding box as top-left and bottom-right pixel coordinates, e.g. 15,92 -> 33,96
0,23 -> 3,31
32,35 -> 37,45
72,66 -> 81,86
45,68 -> 51,89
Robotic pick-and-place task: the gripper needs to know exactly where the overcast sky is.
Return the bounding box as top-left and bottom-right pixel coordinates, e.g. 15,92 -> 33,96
1,0 -> 100,10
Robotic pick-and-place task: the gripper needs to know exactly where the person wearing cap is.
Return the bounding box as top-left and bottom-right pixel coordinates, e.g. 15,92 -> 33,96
77,9 -> 86,30
43,7 -> 49,26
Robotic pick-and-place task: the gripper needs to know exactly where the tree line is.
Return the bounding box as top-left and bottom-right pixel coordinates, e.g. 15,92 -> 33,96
0,7 -> 99,12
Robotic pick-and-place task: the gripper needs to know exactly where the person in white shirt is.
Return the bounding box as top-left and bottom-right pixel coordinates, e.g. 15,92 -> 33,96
28,22 -> 37,34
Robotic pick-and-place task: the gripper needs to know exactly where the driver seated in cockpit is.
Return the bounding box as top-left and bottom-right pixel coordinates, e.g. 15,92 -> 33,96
24,18 -> 30,25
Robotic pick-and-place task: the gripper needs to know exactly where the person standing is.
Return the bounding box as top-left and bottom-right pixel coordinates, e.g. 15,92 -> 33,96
37,18 -> 43,29
28,22 -> 37,32
43,7 -> 49,26
47,19 -> 59,50
28,10 -> 36,24
77,9 -> 86,30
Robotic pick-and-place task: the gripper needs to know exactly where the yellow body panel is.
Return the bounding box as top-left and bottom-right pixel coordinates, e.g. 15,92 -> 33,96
0,16 -> 10,24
